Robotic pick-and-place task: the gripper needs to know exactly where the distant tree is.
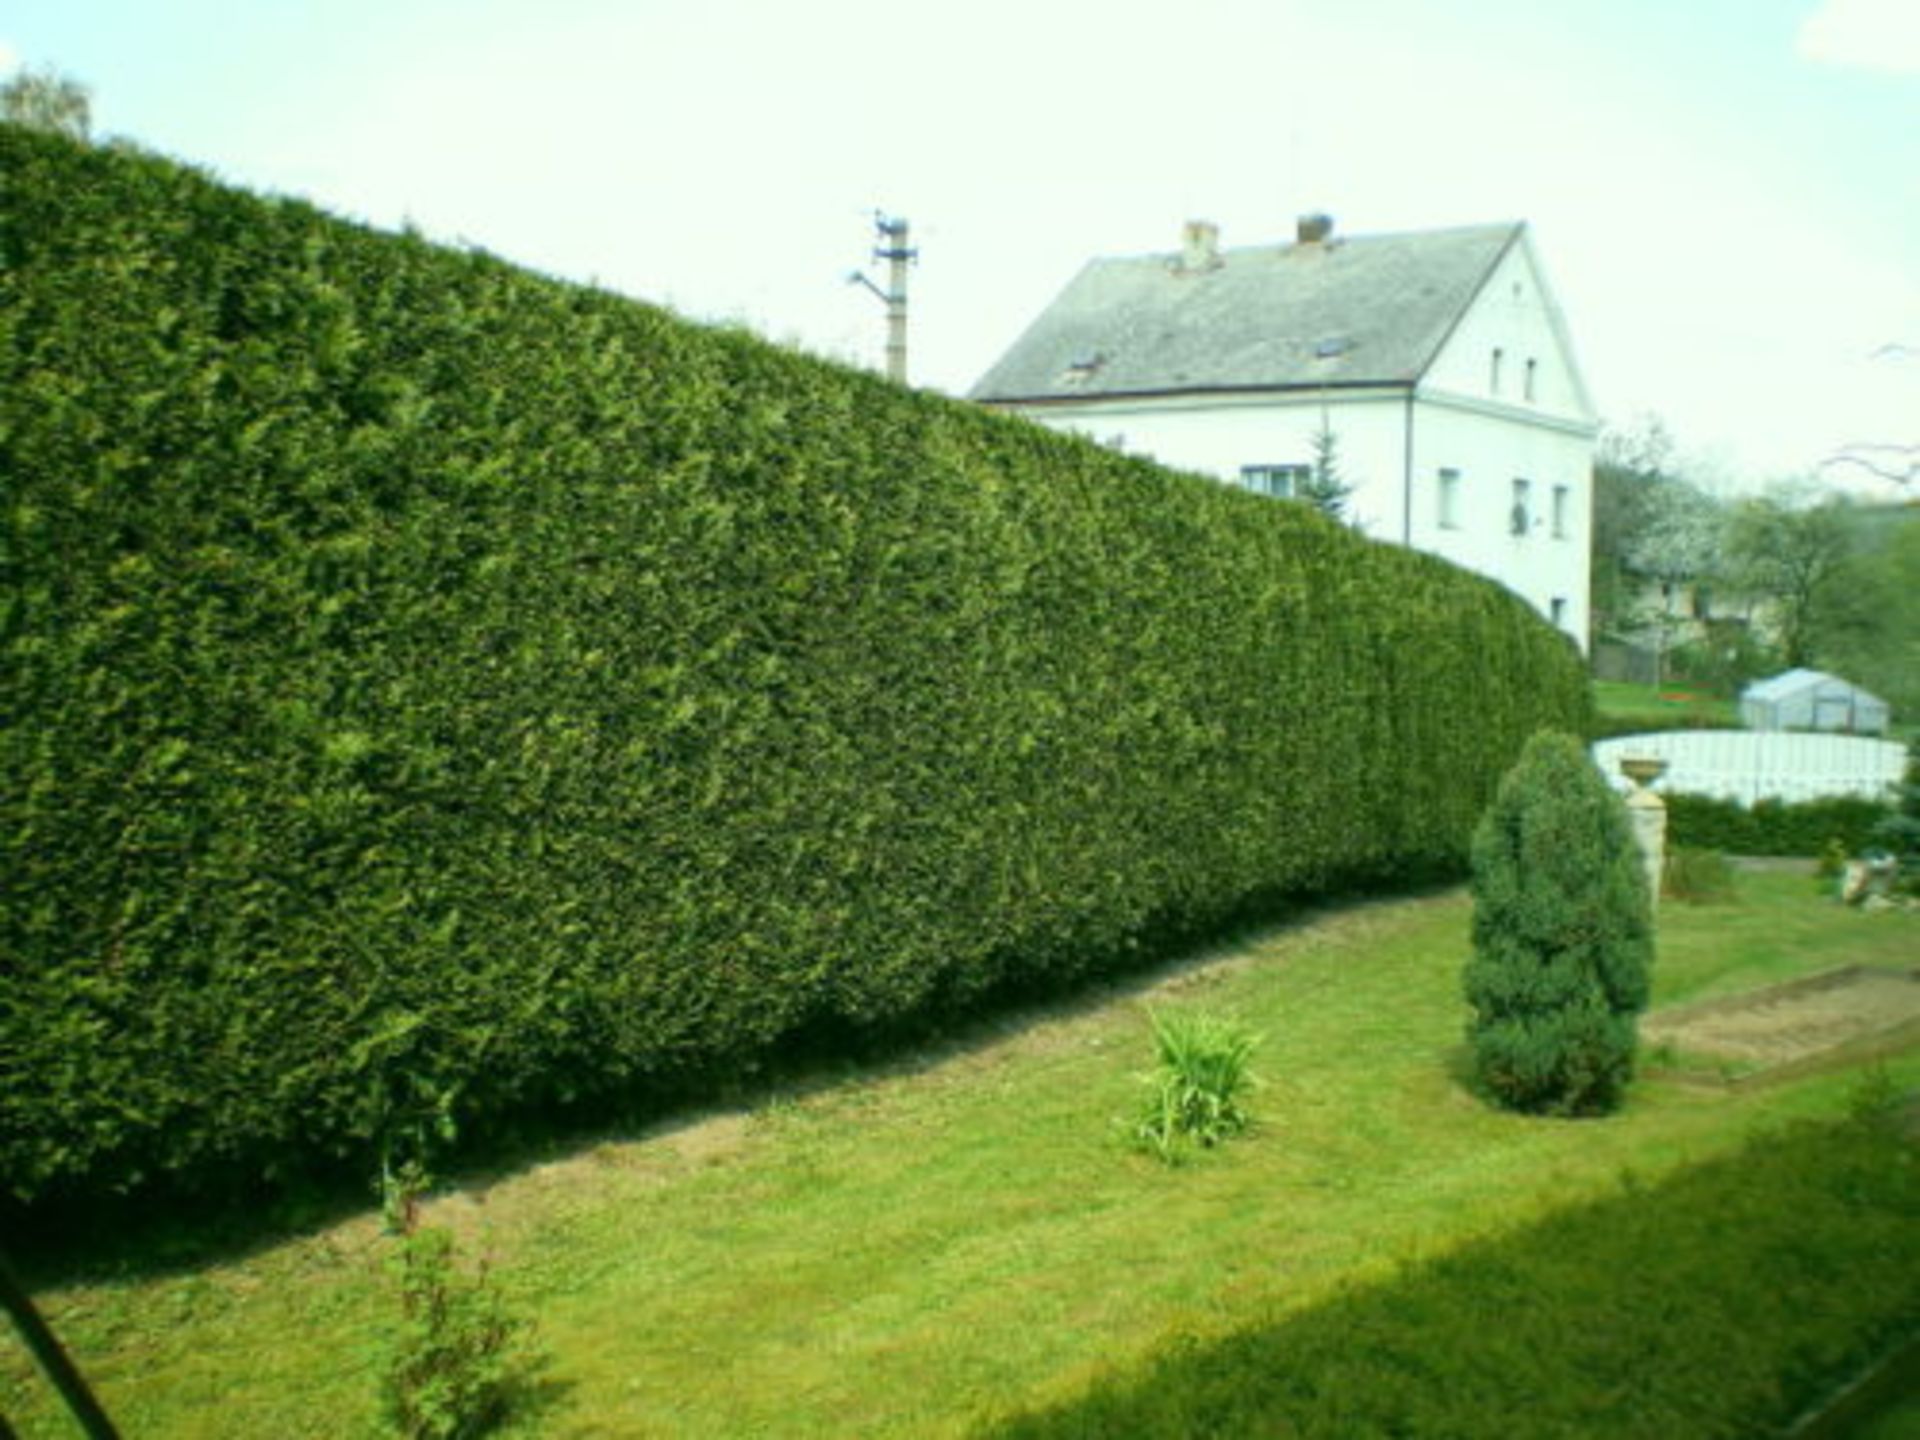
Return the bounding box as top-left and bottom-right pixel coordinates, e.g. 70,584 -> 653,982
1,66 -> 91,140
1596,413 -> 1677,480
1298,421 -> 1354,523
1463,732 -> 1652,1117
1590,462 -> 1655,639
1590,416 -> 1724,647
1808,512 -> 1920,716
1723,490 -> 1854,668
1592,418 -> 1730,680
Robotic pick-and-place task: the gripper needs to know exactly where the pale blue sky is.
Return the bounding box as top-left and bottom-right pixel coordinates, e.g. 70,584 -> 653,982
5,0 -> 1915,490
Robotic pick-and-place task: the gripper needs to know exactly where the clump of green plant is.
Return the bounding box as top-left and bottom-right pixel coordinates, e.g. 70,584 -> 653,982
1463,731 -> 1652,1116
379,1147 -> 540,1439
385,1224 -> 532,1439
1815,838 -> 1850,891
1134,1011 -> 1260,1163
1662,846 -> 1735,904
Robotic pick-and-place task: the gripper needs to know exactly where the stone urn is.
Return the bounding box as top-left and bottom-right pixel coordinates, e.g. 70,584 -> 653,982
1619,755 -> 1669,791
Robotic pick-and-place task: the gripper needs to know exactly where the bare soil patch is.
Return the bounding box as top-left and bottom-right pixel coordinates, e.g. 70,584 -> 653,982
1644,966 -> 1920,1084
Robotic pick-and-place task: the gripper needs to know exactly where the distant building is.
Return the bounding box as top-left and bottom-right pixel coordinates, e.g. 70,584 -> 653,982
970,216 -> 1595,648
1740,668 -> 1890,735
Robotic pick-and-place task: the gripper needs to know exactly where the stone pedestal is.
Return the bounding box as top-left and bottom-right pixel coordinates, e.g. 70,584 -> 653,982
1619,756 -> 1669,910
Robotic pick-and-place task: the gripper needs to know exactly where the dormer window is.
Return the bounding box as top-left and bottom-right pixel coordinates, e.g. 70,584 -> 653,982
1058,353 -> 1107,387
1490,347 -> 1504,395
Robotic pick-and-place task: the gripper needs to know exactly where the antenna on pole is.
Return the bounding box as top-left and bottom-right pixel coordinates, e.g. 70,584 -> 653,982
847,211 -> 917,384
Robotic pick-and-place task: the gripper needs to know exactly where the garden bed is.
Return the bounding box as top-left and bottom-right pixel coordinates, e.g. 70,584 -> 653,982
1643,965 -> 1920,1086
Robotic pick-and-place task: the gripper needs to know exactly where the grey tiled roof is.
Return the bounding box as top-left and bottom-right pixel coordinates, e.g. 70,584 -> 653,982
969,222 -> 1523,403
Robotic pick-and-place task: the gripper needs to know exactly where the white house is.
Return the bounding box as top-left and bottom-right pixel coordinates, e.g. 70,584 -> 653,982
970,215 -> 1597,649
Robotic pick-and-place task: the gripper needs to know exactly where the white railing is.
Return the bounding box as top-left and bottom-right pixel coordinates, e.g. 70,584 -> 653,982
1591,730 -> 1906,806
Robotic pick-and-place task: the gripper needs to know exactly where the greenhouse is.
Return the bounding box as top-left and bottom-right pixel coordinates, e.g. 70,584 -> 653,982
1739,668 -> 1890,735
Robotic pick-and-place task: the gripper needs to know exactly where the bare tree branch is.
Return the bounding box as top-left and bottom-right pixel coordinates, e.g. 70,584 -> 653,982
1818,443 -> 1916,489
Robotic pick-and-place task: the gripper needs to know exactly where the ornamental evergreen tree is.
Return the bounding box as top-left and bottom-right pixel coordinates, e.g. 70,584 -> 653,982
1463,731 -> 1652,1115
1298,421 -> 1354,523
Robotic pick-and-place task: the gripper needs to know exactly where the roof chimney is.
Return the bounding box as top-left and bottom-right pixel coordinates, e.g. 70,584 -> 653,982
1296,212 -> 1334,245
1180,219 -> 1221,272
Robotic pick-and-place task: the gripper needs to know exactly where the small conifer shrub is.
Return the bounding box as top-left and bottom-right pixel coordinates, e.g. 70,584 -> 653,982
1463,731 -> 1652,1115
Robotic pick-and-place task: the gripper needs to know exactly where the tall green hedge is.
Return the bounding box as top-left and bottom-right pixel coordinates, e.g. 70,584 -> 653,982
0,127 -> 1589,1205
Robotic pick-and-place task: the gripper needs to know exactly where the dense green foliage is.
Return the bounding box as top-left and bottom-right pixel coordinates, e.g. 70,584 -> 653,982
1816,512 -> 1920,722
1464,732 -> 1652,1114
0,127 -> 1588,1206
1665,793 -> 1894,857
1871,742 -> 1920,894
991,1106 -> 1920,1439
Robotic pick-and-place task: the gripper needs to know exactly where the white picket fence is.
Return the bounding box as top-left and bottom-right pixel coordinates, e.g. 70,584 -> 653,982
1591,730 -> 1906,806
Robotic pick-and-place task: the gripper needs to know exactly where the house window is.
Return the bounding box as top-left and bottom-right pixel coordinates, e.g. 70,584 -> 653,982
1550,596 -> 1568,628
1510,478 -> 1532,536
1525,358 -> 1538,402
1437,468 -> 1461,529
1551,484 -> 1570,538
1241,463 -> 1310,499
1490,347 -> 1504,395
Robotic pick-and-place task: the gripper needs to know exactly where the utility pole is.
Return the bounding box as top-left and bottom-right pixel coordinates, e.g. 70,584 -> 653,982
848,213 -> 917,384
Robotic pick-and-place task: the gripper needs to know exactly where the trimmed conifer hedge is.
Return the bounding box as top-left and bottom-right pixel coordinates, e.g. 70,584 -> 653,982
0,127 -> 1589,1205
1663,793 -> 1893,858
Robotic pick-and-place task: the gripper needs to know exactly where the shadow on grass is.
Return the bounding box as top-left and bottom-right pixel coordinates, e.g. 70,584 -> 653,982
11,875 -> 1459,1291
984,1102 -> 1920,1440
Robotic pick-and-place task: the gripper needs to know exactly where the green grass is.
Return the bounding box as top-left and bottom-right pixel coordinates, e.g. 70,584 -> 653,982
993,1107 -> 1917,1438
5,872 -> 1915,1438
1593,680 -> 1740,727
1851,1394 -> 1920,1439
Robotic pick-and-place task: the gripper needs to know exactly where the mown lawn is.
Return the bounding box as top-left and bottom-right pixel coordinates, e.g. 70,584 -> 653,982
5,870 -> 1916,1437
1593,679 -> 1740,727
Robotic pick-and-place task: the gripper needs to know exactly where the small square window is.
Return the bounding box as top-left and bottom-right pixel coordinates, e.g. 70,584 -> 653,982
1550,596 -> 1568,628
1551,484 -> 1570,538
1510,478 -> 1532,536
1524,358 -> 1538,402
1490,347 -> 1504,395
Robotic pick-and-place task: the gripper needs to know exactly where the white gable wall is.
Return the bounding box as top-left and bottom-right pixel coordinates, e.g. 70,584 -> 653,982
1421,233 -> 1592,423
1406,399 -> 1591,646
1412,231 -> 1594,647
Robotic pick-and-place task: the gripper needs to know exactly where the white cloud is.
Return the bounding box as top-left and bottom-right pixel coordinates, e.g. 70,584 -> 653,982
1797,0 -> 1920,74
